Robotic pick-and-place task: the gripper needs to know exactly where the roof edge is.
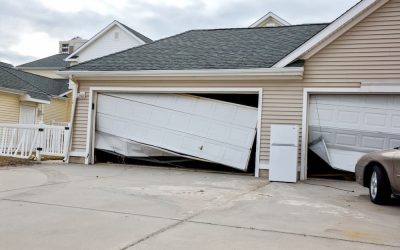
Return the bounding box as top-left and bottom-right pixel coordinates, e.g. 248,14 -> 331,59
16,66 -> 64,70
272,0 -> 389,68
58,67 -> 304,79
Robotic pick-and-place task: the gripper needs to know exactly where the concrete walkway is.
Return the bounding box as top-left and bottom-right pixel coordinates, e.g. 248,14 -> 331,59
0,163 -> 399,250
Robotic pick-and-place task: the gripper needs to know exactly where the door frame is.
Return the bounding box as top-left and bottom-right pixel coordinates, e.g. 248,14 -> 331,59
301,83 -> 400,181
85,87 -> 263,176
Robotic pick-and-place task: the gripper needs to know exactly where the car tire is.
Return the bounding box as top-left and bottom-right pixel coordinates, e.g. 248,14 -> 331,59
369,166 -> 391,205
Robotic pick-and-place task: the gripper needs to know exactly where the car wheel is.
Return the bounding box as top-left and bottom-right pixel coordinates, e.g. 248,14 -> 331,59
369,166 -> 391,205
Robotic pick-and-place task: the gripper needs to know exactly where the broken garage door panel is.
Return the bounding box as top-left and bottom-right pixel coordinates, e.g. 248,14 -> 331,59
308,94 -> 400,172
96,131 -> 213,162
95,93 -> 258,171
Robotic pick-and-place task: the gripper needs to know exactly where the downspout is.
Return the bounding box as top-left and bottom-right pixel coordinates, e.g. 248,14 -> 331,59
65,75 -> 78,163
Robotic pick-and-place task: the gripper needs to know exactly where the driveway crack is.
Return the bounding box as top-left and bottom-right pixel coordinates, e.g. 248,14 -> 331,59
120,182 -> 268,250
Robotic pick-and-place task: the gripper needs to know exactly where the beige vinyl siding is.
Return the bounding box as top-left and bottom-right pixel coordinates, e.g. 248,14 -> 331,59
70,0 -> 400,164
0,92 -> 20,123
42,98 -> 71,124
304,0 -> 400,86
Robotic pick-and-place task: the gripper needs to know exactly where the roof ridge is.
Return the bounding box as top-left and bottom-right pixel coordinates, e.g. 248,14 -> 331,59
188,23 -> 330,32
0,66 -> 53,97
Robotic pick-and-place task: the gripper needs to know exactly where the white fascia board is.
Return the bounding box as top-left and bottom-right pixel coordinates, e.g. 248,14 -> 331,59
250,12 -> 291,27
20,94 -> 50,104
272,0 -> 386,68
58,90 -> 73,97
57,67 -> 304,78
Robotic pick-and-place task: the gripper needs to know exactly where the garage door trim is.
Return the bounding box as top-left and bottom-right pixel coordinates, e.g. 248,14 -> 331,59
302,83 -> 400,181
85,87 -> 263,176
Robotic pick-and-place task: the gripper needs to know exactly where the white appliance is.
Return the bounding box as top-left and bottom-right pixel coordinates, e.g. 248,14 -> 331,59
269,124 -> 299,183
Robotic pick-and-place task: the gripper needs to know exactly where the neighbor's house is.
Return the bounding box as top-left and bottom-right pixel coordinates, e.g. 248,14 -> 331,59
15,20 -> 152,125
64,20 -> 153,64
0,65 -> 70,124
59,0 -> 400,180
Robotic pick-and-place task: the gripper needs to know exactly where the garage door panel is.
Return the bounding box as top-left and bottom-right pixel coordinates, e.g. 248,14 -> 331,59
96,93 -> 258,170
105,93 -> 258,128
309,94 -> 400,172
97,96 -> 256,149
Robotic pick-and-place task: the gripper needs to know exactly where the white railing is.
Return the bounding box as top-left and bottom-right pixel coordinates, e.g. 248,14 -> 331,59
0,124 -> 70,159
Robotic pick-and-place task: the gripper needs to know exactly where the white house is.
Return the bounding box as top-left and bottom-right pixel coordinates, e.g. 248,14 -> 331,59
65,20 -> 153,64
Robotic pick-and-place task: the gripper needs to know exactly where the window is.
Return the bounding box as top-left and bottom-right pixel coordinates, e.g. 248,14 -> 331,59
114,32 -> 119,40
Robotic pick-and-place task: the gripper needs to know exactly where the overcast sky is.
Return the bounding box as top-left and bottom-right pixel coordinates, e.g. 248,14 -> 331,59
0,0 -> 360,66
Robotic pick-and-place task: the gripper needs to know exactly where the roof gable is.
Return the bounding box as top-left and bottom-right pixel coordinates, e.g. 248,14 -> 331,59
250,12 -> 291,27
65,20 -> 152,62
62,24 -> 327,72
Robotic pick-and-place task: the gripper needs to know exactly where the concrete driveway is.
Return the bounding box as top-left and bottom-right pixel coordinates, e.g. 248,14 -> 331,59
0,163 -> 399,250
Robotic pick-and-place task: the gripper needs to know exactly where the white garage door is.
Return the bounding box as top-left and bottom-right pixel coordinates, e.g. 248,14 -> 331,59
309,94 -> 400,172
95,93 -> 258,171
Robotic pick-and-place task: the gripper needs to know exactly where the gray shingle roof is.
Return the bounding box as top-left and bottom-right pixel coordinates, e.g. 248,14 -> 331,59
118,22 -> 153,43
17,54 -> 70,69
63,23 -> 328,72
0,65 -> 69,101
0,61 -> 13,68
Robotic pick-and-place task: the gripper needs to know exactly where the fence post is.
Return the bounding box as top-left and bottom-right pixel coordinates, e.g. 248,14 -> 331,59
36,127 -> 44,161
63,126 -> 70,162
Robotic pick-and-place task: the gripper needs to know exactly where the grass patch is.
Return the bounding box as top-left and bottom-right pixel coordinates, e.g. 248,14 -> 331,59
0,156 -> 38,167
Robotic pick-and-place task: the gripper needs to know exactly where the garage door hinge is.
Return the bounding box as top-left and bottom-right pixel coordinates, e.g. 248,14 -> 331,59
92,103 -> 95,110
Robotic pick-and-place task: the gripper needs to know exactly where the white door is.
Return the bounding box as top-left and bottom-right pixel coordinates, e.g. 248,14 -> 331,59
309,94 -> 400,172
95,93 -> 258,171
19,105 -> 36,124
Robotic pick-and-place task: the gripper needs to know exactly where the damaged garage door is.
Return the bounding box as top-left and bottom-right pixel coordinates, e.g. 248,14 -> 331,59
95,93 -> 258,171
309,94 -> 400,172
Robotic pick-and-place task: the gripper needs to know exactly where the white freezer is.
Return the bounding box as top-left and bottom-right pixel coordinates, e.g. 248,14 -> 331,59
95,93 -> 258,171
269,125 -> 299,183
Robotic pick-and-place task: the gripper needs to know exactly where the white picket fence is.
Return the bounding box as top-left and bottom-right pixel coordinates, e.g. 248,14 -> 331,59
0,124 -> 70,159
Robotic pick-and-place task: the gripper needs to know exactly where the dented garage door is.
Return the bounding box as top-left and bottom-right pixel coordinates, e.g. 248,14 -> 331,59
309,94 -> 400,172
95,93 -> 258,171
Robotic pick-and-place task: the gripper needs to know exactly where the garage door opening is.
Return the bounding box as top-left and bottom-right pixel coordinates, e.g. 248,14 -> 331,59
306,94 -> 400,180
92,91 -> 260,175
